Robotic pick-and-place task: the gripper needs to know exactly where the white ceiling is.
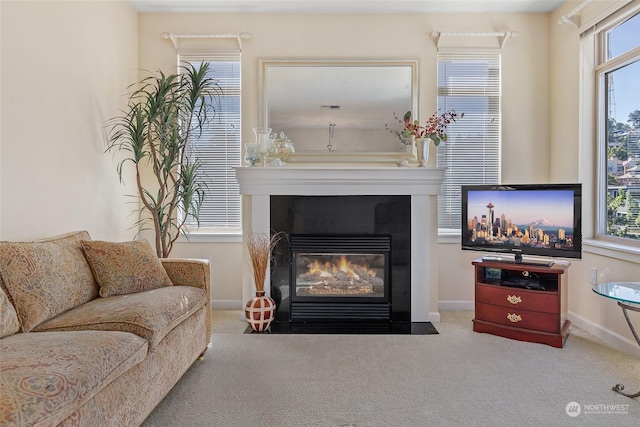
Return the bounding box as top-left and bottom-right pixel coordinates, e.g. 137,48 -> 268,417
128,0 -> 566,14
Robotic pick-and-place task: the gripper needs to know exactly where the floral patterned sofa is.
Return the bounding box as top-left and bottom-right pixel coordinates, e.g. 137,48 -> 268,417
0,231 -> 211,427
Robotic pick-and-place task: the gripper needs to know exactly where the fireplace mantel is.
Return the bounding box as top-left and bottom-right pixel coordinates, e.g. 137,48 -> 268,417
234,165 -> 445,322
234,165 -> 445,195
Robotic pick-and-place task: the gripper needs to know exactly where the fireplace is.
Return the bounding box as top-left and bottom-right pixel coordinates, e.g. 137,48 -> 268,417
270,195 -> 411,323
289,234 -> 391,321
234,165 -> 445,323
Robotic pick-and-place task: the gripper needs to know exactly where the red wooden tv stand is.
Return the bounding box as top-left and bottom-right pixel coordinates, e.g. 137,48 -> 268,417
472,258 -> 570,348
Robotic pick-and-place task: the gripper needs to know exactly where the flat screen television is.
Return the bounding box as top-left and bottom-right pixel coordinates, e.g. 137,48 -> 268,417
461,184 -> 582,265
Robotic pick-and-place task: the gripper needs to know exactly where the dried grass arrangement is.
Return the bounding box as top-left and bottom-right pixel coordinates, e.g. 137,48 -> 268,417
246,231 -> 283,293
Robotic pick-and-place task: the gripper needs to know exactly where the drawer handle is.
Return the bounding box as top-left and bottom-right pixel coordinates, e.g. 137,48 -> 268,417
506,313 -> 522,323
506,295 -> 522,304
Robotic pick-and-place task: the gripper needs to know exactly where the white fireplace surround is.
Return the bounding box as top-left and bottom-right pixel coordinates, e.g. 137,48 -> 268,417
234,165 -> 445,323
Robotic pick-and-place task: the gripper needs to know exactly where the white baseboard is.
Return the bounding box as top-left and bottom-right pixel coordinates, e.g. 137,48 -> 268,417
431,301 -> 474,322
568,311 -> 640,359
211,299 -> 243,310
438,300 -> 475,311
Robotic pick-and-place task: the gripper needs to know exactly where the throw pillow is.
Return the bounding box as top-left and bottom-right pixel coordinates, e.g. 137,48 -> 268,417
0,231 -> 98,332
81,239 -> 173,297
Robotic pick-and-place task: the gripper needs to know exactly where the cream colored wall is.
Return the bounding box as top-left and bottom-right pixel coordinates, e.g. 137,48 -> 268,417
549,3 -> 581,182
437,244 -> 480,306
139,13 -> 551,176
139,12 -> 551,309
170,241 -> 243,304
0,0 -> 138,242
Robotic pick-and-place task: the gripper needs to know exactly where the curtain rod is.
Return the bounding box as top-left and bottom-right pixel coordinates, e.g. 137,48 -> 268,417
428,31 -> 519,48
558,0 -> 592,28
161,32 -> 253,50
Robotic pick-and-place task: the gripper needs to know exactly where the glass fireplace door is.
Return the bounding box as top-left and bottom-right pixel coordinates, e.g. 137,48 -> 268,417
289,235 -> 391,321
294,253 -> 386,299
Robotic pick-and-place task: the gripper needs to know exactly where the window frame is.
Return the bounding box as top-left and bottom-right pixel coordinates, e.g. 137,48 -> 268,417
577,3 -> 640,264
594,14 -> 640,250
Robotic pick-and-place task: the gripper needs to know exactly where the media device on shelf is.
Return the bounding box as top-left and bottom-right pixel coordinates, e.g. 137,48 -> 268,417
461,183 -> 582,267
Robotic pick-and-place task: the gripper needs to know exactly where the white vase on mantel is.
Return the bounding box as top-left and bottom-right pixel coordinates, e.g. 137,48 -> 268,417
415,137 -> 431,167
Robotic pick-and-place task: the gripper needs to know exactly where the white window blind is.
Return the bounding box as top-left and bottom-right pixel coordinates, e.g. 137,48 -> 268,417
179,53 -> 242,233
437,49 -> 501,230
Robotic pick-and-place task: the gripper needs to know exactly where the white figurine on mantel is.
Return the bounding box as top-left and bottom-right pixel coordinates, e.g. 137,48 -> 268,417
269,158 -> 286,167
396,159 -> 410,167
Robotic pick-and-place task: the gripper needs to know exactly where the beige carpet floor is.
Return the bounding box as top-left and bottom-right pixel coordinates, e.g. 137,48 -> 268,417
141,311 -> 640,427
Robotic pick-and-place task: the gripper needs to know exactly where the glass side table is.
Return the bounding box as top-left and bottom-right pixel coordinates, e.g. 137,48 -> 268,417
592,282 -> 640,398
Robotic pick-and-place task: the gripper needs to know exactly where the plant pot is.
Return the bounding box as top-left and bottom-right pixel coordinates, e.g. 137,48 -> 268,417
244,291 -> 276,332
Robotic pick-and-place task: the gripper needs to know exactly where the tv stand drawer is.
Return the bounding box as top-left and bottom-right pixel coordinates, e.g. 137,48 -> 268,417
475,303 -> 559,334
476,283 -> 558,314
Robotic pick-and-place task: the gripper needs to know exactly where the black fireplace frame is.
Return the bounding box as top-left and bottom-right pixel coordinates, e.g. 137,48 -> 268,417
270,195 -> 412,323
289,234 -> 391,321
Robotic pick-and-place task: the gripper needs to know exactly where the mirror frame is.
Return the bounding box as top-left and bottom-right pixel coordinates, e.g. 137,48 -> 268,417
259,58 -> 420,163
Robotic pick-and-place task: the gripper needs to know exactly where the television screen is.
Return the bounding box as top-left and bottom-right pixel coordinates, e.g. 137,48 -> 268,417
461,184 -> 582,263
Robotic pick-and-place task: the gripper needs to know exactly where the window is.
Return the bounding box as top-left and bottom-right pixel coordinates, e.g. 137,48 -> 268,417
596,12 -> 640,244
437,50 -> 501,231
179,53 -> 242,235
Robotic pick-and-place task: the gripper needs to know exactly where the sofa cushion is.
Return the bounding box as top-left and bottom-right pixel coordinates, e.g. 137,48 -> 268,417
0,287 -> 20,338
0,330 -> 147,427
34,286 -> 206,348
0,231 -> 91,297
0,231 -> 98,332
81,239 -> 173,297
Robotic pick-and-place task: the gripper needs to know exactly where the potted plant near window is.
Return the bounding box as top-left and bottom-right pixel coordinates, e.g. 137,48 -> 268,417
106,63 -> 220,257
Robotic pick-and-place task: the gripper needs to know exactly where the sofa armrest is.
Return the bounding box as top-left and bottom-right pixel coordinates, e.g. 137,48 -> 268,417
161,259 -> 211,339
161,259 -> 210,290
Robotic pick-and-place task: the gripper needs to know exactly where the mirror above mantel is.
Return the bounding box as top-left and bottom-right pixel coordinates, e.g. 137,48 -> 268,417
259,58 -> 419,163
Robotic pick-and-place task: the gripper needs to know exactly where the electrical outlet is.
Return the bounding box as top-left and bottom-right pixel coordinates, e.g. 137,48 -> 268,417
590,268 -> 598,285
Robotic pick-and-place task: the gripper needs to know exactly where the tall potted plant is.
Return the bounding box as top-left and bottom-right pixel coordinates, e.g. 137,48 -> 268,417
106,63 -> 220,257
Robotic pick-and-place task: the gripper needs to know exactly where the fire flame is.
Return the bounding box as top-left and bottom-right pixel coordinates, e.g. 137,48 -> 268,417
306,256 -> 377,279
